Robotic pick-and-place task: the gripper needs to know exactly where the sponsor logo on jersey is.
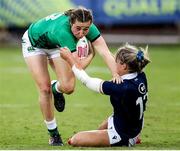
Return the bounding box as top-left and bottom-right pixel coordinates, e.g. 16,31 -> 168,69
138,83 -> 146,94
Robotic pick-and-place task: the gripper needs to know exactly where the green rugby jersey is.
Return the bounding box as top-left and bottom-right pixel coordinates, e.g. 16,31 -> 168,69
28,13 -> 100,52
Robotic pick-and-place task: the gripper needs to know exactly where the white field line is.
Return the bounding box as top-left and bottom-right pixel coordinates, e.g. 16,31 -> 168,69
86,66 -> 109,74
0,103 -> 35,108
0,102 -> 94,108
0,67 -> 28,73
0,66 -> 110,74
1,101 -> 179,109
0,103 -> 108,109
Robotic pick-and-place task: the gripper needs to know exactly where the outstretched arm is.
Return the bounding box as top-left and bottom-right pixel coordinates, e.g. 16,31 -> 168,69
60,47 -> 104,93
92,36 -> 120,83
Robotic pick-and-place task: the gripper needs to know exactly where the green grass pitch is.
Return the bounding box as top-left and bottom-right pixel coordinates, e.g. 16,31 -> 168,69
0,44 -> 180,149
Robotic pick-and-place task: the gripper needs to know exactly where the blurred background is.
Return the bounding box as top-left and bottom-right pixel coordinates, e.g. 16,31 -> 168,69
0,0 -> 180,45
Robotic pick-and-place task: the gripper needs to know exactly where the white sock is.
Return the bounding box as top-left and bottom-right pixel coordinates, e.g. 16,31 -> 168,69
55,81 -> 61,93
44,118 -> 57,130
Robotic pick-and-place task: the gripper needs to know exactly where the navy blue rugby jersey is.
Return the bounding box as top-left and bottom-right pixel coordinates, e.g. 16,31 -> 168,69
102,72 -> 148,139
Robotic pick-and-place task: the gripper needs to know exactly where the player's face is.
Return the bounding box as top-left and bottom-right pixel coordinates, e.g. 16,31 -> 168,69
71,20 -> 91,39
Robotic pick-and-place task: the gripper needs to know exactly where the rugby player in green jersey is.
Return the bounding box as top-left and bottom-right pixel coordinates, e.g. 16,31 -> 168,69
22,7 -> 119,146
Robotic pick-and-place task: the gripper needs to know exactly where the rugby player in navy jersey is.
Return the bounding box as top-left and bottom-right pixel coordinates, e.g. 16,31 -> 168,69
60,43 -> 151,147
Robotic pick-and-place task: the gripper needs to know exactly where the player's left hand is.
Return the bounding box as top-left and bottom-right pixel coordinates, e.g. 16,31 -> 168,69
60,47 -> 72,61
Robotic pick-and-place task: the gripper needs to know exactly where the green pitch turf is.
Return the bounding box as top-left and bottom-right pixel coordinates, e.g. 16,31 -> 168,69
0,44 -> 180,149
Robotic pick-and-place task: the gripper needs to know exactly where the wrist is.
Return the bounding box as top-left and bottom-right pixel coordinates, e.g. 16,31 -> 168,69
112,72 -> 119,77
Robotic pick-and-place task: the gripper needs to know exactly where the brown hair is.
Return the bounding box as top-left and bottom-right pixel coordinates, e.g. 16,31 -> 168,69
64,7 -> 93,24
115,43 -> 151,73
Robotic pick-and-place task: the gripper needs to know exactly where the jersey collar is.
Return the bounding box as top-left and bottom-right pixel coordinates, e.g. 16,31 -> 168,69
121,72 -> 138,80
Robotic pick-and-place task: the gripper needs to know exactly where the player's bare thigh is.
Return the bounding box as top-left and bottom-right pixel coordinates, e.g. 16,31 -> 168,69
25,55 -> 51,90
49,57 -> 75,94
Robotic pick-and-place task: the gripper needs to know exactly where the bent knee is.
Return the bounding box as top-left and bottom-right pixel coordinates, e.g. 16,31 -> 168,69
61,82 -> 75,94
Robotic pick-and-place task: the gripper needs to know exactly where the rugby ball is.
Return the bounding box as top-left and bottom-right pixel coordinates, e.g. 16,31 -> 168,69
76,37 -> 89,59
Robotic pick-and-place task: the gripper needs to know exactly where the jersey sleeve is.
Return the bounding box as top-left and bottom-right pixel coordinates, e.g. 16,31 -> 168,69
86,23 -> 101,42
102,81 -> 125,95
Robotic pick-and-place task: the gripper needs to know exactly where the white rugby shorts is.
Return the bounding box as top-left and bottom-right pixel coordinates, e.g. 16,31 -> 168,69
22,30 -> 60,59
107,115 -> 122,145
107,115 -> 140,146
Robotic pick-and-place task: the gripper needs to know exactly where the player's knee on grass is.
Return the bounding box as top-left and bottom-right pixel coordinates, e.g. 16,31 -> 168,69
68,132 -> 88,147
68,135 -> 81,146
